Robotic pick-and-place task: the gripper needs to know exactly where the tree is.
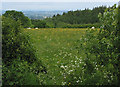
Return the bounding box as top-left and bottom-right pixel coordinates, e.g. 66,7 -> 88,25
56,14 -> 60,16
66,4 -> 119,85
63,12 -> 66,15
31,19 -> 49,28
116,3 -> 120,85
80,4 -> 119,85
45,6 -> 107,28
53,15 -> 56,17
2,16 -> 46,85
3,10 -> 32,28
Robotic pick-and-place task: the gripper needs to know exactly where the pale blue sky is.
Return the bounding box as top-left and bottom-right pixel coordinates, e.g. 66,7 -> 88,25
2,2 -> 117,11
2,0 -> 119,2
2,0 -> 118,11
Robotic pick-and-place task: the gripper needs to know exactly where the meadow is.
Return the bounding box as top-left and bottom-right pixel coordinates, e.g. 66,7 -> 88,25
24,28 -> 96,85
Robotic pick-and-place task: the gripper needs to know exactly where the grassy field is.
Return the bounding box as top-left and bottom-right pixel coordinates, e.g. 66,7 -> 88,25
24,28 -> 92,85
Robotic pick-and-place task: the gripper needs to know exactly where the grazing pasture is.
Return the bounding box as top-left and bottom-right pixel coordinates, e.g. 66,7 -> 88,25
24,28 -> 95,85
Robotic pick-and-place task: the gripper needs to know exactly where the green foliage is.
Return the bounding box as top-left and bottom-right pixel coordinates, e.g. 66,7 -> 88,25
57,4 -> 119,86
31,19 -> 49,28
0,16 -> 1,87
80,29 -> 118,85
97,4 -> 120,85
45,6 -> 106,28
62,23 -> 101,28
2,16 -> 37,64
2,59 -> 40,85
2,15 -> 45,85
3,10 -> 32,28
68,4 -> 119,85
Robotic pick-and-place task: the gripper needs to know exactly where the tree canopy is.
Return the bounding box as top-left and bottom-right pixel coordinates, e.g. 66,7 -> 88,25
45,6 -> 107,28
3,10 -> 32,28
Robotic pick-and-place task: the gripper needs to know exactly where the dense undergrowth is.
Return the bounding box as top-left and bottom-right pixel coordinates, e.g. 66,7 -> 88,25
2,16 -> 45,85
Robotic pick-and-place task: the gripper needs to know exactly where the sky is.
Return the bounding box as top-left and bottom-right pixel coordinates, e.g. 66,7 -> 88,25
1,0 -> 119,2
2,2 -> 118,11
1,0 -> 119,11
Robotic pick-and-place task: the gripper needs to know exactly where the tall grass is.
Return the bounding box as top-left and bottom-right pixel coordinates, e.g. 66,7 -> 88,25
24,28 -> 89,85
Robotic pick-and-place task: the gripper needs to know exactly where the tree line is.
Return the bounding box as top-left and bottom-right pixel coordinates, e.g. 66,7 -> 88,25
3,6 -> 108,29
44,6 -> 107,28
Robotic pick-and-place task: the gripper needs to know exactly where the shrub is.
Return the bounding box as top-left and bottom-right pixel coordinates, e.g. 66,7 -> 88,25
2,59 -> 40,85
2,16 -> 37,64
79,4 -> 119,85
3,10 -> 32,28
31,19 -> 49,28
2,15 -> 45,85
64,4 -> 119,85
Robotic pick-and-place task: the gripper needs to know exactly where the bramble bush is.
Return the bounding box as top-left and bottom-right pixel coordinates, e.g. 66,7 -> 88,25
64,4 -> 120,85
3,10 -> 32,28
2,13 -> 46,85
2,16 -> 37,64
2,59 -> 40,85
81,4 -> 119,85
